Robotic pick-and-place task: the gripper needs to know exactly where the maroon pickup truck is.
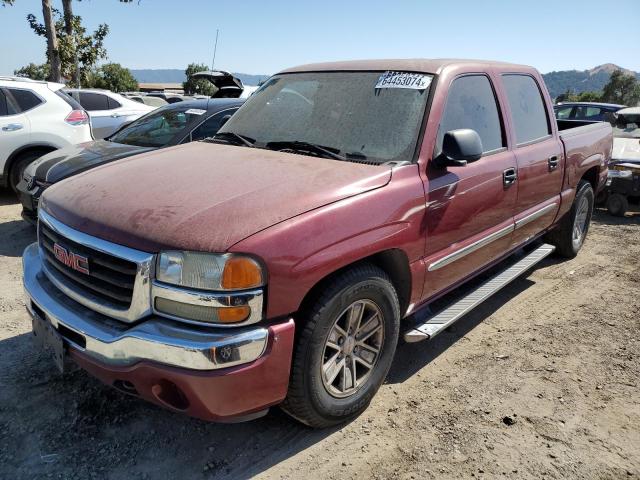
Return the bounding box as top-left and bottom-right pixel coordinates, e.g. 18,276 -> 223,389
23,59 -> 612,428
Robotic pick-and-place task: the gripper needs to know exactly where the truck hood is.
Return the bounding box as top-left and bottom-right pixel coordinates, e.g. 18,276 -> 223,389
26,140 -> 154,183
612,137 -> 640,163
41,142 -> 392,252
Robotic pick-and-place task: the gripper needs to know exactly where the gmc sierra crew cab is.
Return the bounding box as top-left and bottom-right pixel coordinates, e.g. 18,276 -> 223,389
23,59 -> 612,428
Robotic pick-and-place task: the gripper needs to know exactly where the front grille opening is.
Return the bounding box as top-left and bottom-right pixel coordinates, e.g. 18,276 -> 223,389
31,301 -> 46,320
39,222 -> 137,308
57,324 -> 86,348
151,380 -> 189,411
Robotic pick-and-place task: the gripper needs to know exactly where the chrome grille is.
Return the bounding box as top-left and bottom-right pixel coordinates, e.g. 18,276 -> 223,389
39,222 -> 136,307
37,210 -> 154,323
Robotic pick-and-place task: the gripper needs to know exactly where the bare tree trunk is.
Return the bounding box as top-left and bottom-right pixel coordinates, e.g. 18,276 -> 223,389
42,0 -> 61,82
61,0 -> 81,87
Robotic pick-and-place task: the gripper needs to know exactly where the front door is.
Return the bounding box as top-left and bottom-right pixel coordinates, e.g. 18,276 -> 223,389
421,74 -> 517,301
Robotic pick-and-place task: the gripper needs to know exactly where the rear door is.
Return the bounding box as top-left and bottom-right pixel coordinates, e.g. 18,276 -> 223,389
421,74 -> 518,300
501,74 -> 563,246
74,92 -> 116,139
0,88 -> 33,171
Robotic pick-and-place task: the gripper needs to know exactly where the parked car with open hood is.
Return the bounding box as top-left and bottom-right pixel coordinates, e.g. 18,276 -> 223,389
0,76 -> 92,192
17,98 -> 243,223
23,59 -> 611,428
610,107 -> 640,164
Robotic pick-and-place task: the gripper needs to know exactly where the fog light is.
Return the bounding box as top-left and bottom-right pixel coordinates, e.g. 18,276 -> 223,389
154,297 -> 250,324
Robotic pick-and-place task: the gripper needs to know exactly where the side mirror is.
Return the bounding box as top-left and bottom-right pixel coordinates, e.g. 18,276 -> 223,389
434,129 -> 483,168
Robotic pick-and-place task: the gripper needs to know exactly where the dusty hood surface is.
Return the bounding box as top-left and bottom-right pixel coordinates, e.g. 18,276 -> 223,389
41,142 -> 392,252
27,140 -> 154,183
612,137 -> 640,163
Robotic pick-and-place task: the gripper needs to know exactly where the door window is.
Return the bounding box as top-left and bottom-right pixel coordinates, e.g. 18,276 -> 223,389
6,88 -> 43,112
191,109 -> 237,141
77,92 -> 111,111
107,97 -> 122,109
437,75 -> 505,154
0,90 -> 8,116
554,106 -> 574,119
502,75 -> 551,145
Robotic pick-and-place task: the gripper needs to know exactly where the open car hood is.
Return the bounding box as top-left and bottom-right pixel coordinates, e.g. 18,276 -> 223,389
191,70 -> 244,98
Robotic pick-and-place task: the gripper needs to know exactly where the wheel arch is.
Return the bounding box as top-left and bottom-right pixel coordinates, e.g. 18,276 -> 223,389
297,248 -> 412,324
2,142 -> 59,186
580,165 -> 600,192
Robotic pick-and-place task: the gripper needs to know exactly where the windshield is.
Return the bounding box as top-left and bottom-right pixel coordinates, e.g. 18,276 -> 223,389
109,105 -> 207,147
218,71 -> 432,164
613,113 -> 640,139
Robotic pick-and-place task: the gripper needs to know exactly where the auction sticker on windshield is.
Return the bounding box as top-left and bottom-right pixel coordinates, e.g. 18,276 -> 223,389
375,71 -> 432,90
185,109 -> 206,115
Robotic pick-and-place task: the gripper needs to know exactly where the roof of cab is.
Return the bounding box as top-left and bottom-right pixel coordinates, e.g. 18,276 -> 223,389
280,58 -> 533,75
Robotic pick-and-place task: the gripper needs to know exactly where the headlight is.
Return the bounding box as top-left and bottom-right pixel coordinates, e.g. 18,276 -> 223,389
608,170 -> 633,179
157,251 -> 264,291
154,251 -> 265,325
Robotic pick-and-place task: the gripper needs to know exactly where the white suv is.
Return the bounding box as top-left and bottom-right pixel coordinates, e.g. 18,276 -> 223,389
0,77 -> 92,192
65,89 -> 155,139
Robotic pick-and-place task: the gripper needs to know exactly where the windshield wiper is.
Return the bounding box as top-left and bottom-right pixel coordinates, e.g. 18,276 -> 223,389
209,131 -> 256,148
266,140 -> 345,161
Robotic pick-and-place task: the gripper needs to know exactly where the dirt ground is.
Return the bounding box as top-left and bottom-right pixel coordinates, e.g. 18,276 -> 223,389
0,189 -> 638,480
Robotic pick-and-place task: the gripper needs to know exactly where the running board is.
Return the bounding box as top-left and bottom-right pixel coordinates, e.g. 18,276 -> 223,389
404,243 -> 555,343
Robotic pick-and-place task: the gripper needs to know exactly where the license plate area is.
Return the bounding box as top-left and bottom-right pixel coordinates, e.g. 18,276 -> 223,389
32,306 -> 66,373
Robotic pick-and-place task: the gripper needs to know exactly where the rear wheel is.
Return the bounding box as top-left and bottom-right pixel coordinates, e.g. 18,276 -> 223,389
606,193 -> 628,217
9,150 -> 48,193
545,180 -> 594,258
282,264 -> 400,428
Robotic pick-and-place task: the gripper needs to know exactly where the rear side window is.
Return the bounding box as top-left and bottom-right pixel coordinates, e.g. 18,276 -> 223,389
191,109 -> 237,141
78,92 -> 110,111
107,97 -> 121,109
555,106 -> 574,119
0,90 -> 8,116
6,88 -> 43,112
55,89 -> 83,110
437,75 -> 504,154
502,75 -> 551,145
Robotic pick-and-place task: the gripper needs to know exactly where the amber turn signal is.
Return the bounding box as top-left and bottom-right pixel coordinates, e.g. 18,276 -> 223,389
221,257 -> 263,290
217,305 -> 251,323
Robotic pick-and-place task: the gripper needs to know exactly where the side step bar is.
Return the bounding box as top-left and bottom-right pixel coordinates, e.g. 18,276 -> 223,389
404,243 -> 555,343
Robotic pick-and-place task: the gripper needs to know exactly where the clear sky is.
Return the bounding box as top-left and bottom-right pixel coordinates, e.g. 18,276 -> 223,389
1,0 -> 639,76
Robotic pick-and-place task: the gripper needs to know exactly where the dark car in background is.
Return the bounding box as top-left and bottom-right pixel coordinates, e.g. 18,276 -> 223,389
17,97 -> 244,223
554,102 -> 626,122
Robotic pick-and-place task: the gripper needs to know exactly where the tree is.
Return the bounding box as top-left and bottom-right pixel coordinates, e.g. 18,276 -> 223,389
25,7 -> 109,86
41,0 -> 62,82
91,63 -> 138,92
14,62 -> 50,80
556,89 -> 602,103
601,70 -> 640,106
183,63 -> 216,96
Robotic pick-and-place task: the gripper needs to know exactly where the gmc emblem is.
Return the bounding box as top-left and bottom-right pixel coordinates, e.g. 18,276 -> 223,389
53,243 -> 90,275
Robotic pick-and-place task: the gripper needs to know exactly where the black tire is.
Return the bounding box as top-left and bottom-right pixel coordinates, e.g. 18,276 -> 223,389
282,263 -> 400,428
606,193 -> 628,217
545,180 -> 594,258
9,150 -> 47,193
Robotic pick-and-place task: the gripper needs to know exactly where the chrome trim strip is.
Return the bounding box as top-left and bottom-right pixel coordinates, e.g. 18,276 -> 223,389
428,224 -> 514,272
151,281 -> 264,328
38,210 -> 154,323
514,203 -> 558,230
23,243 -> 270,370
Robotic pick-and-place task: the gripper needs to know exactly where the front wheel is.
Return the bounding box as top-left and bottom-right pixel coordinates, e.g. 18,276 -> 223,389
545,180 -> 594,258
282,264 -> 400,428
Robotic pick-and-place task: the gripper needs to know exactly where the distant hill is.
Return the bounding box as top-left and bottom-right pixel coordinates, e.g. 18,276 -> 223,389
130,69 -> 269,86
542,64 -> 640,99
131,65 -> 640,98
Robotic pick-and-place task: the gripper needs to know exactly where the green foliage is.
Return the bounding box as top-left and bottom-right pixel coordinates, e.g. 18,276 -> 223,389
556,89 -> 602,103
183,63 -> 216,96
1,0 -> 16,5
14,62 -> 50,80
90,63 -> 138,92
25,7 -> 108,86
600,70 -> 640,106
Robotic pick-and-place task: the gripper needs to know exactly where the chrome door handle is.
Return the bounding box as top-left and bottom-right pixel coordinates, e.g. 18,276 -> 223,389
548,155 -> 559,171
503,168 -> 517,186
2,123 -> 23,132
110,113 -> 120,118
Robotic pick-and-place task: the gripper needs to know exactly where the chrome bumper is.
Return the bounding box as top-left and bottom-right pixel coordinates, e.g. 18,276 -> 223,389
23,243 -> 269,371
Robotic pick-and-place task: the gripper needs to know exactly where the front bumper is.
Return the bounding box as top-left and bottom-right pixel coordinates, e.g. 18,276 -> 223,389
23,243 -> 295,420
